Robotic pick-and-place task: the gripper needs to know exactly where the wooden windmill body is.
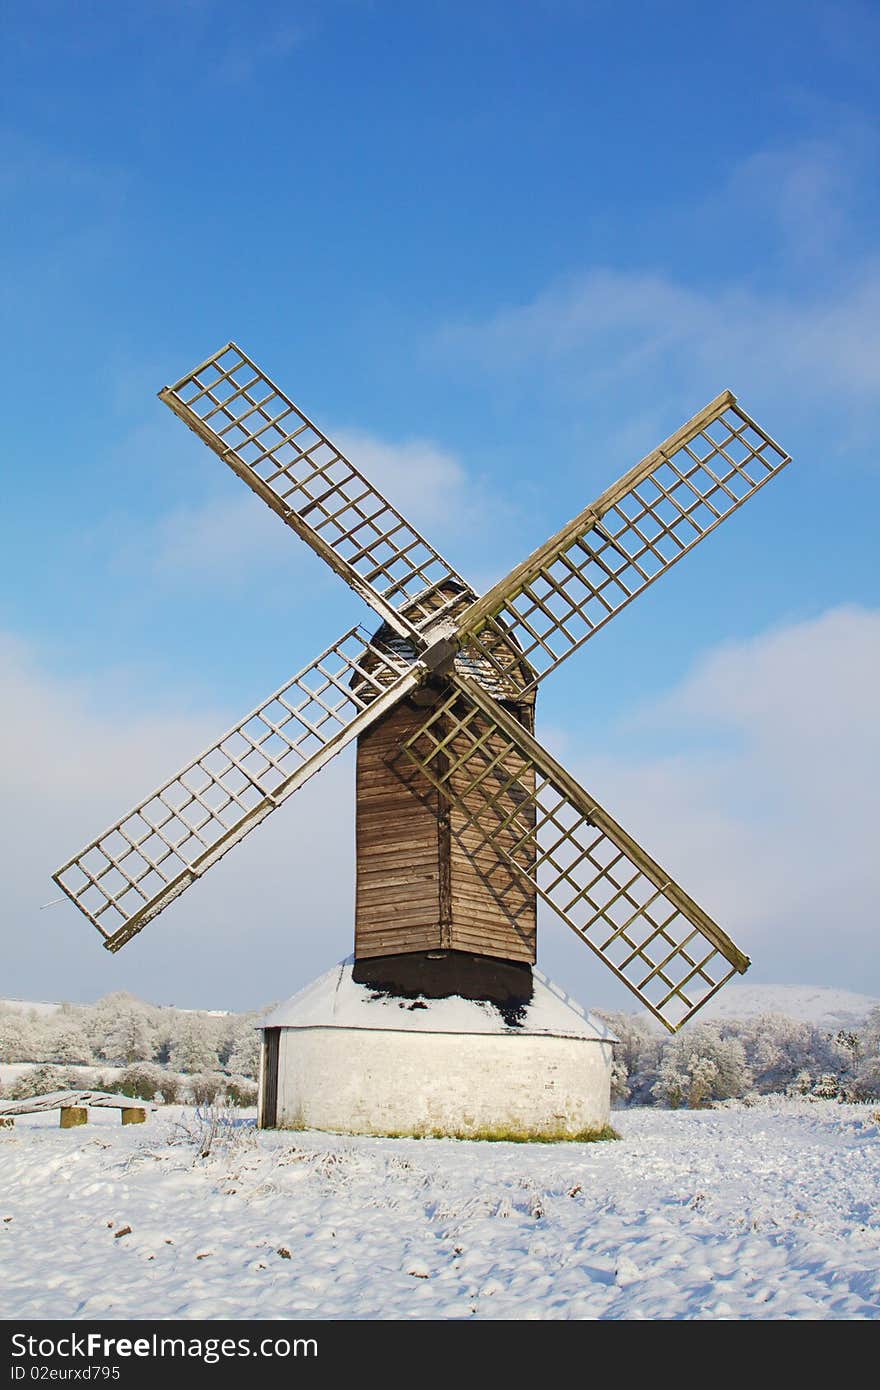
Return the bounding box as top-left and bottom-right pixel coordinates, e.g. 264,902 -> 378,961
54,343 -> 795,1135
354,600 -> 537,996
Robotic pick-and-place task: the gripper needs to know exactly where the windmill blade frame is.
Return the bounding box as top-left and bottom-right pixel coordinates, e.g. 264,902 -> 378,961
53,627 -> 419,953
455,391 -> 791,694
51,344 -> 793,1046
397,674 -> 748,1031
160,343 -> 476,641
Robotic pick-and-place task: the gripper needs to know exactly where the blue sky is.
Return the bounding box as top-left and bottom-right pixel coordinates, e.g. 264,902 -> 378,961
2,1 -> 878,1010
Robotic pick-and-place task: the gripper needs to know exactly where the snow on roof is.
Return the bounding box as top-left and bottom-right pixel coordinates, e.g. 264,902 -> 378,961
259,957 -> 616,1042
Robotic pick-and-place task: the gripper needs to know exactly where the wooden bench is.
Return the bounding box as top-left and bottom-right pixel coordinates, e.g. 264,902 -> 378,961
0,1090 -> 155,1128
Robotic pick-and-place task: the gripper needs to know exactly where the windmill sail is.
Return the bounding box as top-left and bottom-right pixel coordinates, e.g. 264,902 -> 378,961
456,392 -> 791,693
53,628 -> 418,952
399,677 -> 748,1031
54,342 -> 794,1030
160,343 -> 475,639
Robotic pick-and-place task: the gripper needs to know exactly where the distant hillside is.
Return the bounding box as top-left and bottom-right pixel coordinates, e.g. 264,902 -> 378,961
0,998 -> 62,1017
3,984 -> 877,1030
0,998 -> 231,1018
698,983 -> 878,1029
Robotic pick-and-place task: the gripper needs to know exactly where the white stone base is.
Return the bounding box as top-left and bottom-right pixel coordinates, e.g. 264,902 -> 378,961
259,959 -> 616,1140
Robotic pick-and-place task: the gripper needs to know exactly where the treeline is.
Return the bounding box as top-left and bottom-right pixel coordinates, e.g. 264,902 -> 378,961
2,994 -> 879,1110
0,992 -> 267,1104
599,1007 -> 880,1107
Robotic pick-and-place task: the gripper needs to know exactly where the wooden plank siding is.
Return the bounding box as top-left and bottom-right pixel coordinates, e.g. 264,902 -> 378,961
355,700 -> 444,958
447,700 -> 537,963
354,693 -> 537,964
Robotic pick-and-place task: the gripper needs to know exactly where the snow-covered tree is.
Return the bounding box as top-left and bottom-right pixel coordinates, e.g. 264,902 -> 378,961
650,1058 -> 688,1109
8,1064 -> 78,1099
117,1062 -> 166,1101
157,1073 -> 181,1104
735,1014 -> 841,1094
595,1010 -> 662,1104
225,1016 -> 261,1078
862,1005 -> 880,1050
787,1069 -> 813,1097
167,1015 -> 222,1073
226,1076 -> 258,1106
848,1008 -> 880,1099
651,1024 -> 751,1107
687,1055 -> 720,1108
610,1056 -> 631,1103
86,993 -> 158,1065
44,1010 -> 93,1065
102,1010 -> 155,1065
187,1072 -> 226,1104
810,1073 -> 842,1100
848,1056 -> 880,1101
0,1009 -> 39,1063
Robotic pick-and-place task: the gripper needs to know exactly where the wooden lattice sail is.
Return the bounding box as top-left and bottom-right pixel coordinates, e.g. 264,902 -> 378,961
53,344 -> 793,1030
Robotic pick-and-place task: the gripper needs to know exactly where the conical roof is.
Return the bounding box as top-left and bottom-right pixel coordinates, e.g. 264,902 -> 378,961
260,956 -> 617,1042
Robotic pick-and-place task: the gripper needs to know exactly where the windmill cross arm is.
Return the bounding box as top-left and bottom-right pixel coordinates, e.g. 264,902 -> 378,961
159,343 -> 476,643
398,673 -> 749,1032
454,391 -> 792,694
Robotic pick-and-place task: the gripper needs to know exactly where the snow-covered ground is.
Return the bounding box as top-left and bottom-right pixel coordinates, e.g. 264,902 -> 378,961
3,1101 -> 878,1320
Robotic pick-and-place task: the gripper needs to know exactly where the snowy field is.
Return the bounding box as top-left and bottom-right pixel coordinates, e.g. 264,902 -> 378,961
2,1101 -> 879,1321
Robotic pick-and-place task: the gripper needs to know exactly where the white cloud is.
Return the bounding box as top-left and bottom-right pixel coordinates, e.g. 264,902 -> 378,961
436,264 -> 880,409
90,411 -> 321,595
334,430 -> 470,531
432,137 -> 880,448
154,492 -> 307,581
721,139 -> 855,266
541,607 -> 880,1003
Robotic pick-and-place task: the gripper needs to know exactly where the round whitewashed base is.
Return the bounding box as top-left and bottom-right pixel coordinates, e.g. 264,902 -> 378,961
258,959 -> 617,1140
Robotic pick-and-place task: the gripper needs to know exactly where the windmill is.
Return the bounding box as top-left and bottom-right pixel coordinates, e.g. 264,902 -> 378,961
53,343 -> 792,1136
